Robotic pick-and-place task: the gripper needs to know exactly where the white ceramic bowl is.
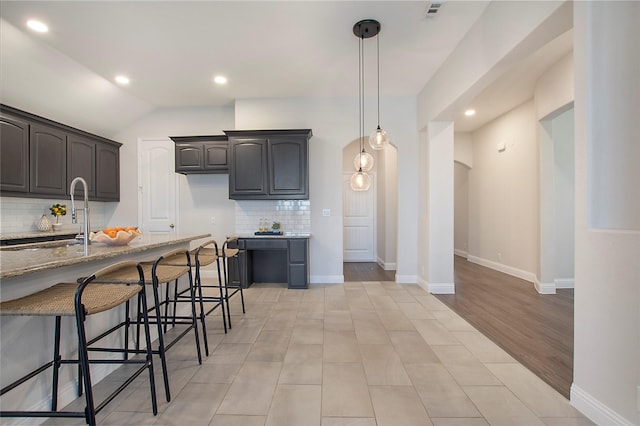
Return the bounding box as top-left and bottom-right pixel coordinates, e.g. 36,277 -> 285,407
90,229 -> 142,246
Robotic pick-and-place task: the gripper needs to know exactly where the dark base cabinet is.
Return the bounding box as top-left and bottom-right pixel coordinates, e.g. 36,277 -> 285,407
230,237 -> 309,289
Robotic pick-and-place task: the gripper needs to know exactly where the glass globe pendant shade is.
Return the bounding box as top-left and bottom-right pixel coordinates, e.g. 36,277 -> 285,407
354,150 -> 374,172
369,126 -> 389,150
350,170 -> 371,191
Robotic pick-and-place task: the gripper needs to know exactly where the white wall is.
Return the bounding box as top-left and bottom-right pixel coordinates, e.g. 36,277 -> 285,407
467,100 -> 538,282
571,2 -> 640,425
453,162 -> 469,257
109,105 -> 236,245
234,97 -> 418,283
552,108 -> 574,282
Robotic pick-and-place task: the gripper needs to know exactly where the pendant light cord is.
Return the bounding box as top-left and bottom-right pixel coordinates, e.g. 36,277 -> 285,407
376,33 -> 380,128
358,32 -> 365,170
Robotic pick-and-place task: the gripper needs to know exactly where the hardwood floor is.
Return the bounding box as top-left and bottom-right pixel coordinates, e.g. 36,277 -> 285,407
343,262 -> 395,282
436,256 -> 574,398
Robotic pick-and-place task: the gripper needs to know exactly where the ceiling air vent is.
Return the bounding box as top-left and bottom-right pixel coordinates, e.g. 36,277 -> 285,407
425,1 -> 445,18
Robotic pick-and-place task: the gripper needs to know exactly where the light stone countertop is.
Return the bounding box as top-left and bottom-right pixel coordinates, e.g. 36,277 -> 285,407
0,233 -> 209,279
235,233 -> 311,239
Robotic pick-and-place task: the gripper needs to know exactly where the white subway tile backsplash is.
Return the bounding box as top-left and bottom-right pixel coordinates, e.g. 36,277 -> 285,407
235,200 -> 311,234
0,197 -> 106,235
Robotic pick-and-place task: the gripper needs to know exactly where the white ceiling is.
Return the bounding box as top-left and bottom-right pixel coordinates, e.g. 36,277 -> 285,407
0,1 -> 572,136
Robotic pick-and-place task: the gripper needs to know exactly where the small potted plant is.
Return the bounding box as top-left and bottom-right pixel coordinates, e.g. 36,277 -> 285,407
50,203 -> 66,231
271,221 -> 281,234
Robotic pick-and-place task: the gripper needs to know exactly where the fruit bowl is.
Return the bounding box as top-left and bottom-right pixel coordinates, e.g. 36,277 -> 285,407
90,228 -> 142,246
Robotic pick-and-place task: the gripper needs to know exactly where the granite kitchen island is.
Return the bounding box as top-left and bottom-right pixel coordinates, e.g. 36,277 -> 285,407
0,232 -> 209,416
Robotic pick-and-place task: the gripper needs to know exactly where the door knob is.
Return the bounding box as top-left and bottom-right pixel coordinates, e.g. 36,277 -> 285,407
169,224 -> 175,229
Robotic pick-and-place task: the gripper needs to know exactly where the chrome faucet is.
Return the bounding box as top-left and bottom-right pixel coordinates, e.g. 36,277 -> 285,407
70,176 -> 91,252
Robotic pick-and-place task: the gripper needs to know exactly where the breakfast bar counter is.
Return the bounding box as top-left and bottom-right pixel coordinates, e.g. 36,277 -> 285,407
0,233 -> 210,279
0,232 -> 209,416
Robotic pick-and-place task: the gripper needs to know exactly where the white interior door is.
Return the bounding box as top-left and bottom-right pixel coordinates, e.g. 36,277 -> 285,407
138,138 -> 177,235
343,173 -> 376,262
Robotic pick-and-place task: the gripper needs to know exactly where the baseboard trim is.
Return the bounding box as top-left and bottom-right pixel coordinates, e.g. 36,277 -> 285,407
555,278 -> 575,289
534,279 -> 557,294
467,255 -> 537,284
375,257 -> 397,271
428,282 -> 455,294
454,248 -> 468,258
311,275 -> 344,284
570,383 -> 636,426
395,274 -> 417,284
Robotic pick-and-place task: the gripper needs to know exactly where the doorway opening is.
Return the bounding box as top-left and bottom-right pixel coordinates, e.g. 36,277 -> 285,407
342,138 -> 398,282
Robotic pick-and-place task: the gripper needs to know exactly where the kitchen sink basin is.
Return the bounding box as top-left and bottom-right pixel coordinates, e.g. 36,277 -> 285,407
0,239 -> 81,251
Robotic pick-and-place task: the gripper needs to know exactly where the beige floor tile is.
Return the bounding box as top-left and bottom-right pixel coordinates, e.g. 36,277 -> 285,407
396,302 -> 435,319
385,289 -> 417,303
323,310 -> 353,330
101,411 -> 158,425
353,318 -> 391,344
404,363 -> 481,418
450,331 -> 515,363
321,419 -> 376,426
345,291 -> 374,310
369,385 -> 433,426
263,309 -> 298,330
323,330 -> 361,363
217,361 -> 282,415
540,418 -> 597,425
190,362 -> 242,384
246,330 -> 291,362
362,282 -> 387,296
432,345 -> 502,386
369,295 -> 400,311
412,319 -> 461,345
154,382 -> 228,425
279,344 -> 323,384
220,318 -> 265,343
205,343 -> 252,364
209,415 -> 266,426
349,308 -> 380,321
486,363 -> 585,418
413,294 -> 449,311
290,319 -> 324,344
431,418 -> 490,426
387,331 -> 440,364
463,385 -> 545,426
359,344 -> 412,385
322,363 -> 374,417
265,384 -> 321,426
324,295 -> 350,311
375,308 -> 415,331
297,302 -> 325,320
431,309 -> 476,331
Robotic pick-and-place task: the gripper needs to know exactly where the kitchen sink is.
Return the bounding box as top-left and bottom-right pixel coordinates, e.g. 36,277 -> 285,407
0,239 -> 81,251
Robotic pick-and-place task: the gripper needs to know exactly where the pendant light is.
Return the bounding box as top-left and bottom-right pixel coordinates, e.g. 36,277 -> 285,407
368,23 -> 389,150
350,19 -> 379,191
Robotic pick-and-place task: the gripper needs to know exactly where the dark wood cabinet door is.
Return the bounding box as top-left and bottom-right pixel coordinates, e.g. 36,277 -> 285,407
0,114 -> 29,192
229,138 -> 268,198
29,123 -> 67,195
175,143 -> 204,172
288,239 -> 309,288
67,134 -> 96,198
96,143 -> 120,201
268,138 -> 308,198
203,142 -> 229,172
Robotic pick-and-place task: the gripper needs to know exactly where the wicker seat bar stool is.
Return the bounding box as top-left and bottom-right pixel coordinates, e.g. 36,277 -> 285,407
191,240 -> 228,355
221,237 -> 246,329
0,261 -> 157,426
90,248 -> 202,403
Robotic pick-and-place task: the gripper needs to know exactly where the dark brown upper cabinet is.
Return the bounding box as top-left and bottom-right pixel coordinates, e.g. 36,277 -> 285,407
0,105 -> 121,201
170,135 -> 229,174
67,134 -> 97,198
225,129 -> 311,200
30,122 -> 67,196
0,114 -> 30,193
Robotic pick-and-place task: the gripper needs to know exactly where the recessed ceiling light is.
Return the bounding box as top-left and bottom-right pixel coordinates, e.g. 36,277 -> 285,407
464,109 -> 476,117
27,20 -> 48,33
115,75 -> 130,85
214,75 -> 227,85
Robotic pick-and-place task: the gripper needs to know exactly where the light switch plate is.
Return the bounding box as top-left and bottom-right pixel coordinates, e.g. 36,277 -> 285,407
322,209 -> 331,217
